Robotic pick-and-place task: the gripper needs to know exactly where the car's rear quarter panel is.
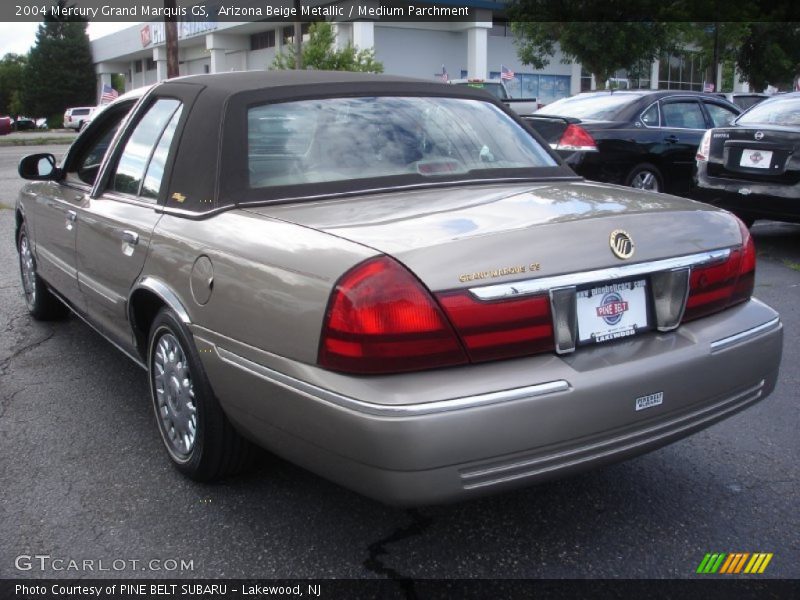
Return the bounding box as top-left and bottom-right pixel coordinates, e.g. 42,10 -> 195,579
142,210 -> 377,364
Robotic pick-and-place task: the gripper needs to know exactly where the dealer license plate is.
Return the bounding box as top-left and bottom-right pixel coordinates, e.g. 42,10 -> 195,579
740,149 -> 772,169
576,279 -> 650,344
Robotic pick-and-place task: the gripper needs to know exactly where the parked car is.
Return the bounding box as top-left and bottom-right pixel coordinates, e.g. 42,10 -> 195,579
713,92 -> 770,111
63,106 -> 96,130
695,92 -> 800,225
524,90 -> 741,195
449,78 -> 541,115
15,72 -> 782,505
13,116 -> 36,131
0,115 -> 11,135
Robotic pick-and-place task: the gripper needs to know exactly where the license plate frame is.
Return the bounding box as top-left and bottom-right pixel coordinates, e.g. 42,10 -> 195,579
576,278 -> 652,345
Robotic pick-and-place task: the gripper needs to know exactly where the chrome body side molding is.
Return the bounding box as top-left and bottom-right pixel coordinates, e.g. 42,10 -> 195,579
710,317 -> 781,353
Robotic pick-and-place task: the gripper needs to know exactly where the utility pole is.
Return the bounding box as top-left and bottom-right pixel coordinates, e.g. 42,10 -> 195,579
164,0 -> 179,78
712,21 -> 720,92
293,0 -> 302,69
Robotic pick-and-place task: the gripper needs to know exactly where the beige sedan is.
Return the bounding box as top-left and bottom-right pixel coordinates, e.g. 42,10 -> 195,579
14,72 -> 782,505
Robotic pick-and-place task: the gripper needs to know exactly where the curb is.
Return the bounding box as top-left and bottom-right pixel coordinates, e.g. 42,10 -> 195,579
0,137 -> 76,147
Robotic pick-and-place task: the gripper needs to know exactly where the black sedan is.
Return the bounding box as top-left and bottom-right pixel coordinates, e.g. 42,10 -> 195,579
695,92 -> 800,226
524,90 -> 740,195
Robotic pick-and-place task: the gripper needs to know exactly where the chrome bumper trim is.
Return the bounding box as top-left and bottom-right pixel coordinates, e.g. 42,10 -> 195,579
710,317 -> 781,352
469,248 -> 731,300
215,347 -> 570,417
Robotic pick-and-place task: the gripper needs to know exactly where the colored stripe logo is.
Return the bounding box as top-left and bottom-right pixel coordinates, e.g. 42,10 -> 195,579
696,553 -> 773,574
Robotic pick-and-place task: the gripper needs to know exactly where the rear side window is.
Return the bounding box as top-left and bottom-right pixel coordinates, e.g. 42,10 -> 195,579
661,101 -> 706,129
111,98 -> 181,198
641,103 -> 659,126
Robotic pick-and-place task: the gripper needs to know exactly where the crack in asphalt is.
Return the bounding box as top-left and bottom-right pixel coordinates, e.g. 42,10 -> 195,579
363,509 -> 434,598
0,387 -> 25,419
0,329 -> 55,378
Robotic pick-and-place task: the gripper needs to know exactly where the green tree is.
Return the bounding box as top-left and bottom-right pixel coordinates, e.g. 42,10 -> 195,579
0,53 -> 27,115
22,2 -> 96,124
736,23 -> 800,91
271,22 -> 383,73
111,73 -> 126,94
510,21 -> 678,90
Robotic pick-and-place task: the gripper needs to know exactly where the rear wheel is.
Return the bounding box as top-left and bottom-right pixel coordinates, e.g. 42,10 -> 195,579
147,308 -> 254,481
625,163 -> 663,193
17,225 -> 68,320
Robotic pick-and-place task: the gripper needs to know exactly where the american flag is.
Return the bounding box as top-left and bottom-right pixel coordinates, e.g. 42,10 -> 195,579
500,65 -> 515,81
100,84 -> 119,104
440,64 -> 449,83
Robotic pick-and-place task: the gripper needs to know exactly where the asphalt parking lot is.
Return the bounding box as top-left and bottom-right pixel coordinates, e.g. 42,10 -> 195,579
0,144 -> 798,581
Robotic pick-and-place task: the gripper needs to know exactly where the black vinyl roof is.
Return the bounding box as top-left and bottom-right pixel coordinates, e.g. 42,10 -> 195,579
146,70 -> 572,215
171,69 -> 442,95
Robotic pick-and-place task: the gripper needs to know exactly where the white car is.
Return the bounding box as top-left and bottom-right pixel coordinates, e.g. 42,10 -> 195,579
63,106 -> 96,130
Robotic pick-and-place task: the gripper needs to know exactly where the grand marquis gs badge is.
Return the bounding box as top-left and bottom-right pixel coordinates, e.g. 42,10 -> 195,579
609,229 -> 635,260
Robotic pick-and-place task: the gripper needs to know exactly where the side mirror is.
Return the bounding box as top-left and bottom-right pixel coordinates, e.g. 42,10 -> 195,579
18,153 -> 59,180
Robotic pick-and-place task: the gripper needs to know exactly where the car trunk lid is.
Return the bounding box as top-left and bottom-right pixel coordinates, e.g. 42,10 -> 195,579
245,181 -> 740,292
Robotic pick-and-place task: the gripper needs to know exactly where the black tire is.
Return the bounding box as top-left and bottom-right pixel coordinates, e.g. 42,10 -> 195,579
78,121 -> 85,131
624,163 -> 664,193
147,307 -> 254,481
17,224 -> 68,320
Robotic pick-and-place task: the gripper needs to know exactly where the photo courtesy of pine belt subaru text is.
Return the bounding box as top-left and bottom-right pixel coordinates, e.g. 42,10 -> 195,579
14,71 -> 783,505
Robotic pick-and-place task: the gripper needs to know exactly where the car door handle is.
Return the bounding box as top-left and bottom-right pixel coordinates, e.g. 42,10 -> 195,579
663,135 -> 679,143
119,230 -> 139,245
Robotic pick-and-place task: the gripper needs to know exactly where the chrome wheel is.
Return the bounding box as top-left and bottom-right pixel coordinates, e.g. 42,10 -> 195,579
153,332 -> 197,459
19,233 -> 37,308
630,170 -> 660,192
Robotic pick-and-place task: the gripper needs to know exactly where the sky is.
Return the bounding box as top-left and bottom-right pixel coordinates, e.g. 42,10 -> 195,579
0,22 -> 132,57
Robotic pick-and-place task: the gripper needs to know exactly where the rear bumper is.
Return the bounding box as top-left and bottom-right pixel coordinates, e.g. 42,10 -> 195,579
695,162 -> 800,222
194,299 -> 782,505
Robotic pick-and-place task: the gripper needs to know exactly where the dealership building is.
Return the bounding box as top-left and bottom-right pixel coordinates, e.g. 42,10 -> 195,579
90,1 -> 750,104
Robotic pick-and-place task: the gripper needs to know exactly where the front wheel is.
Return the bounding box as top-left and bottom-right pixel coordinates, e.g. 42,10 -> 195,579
625,163 -> 663,193
147,308 -> 253,481
17,224 -> 68,320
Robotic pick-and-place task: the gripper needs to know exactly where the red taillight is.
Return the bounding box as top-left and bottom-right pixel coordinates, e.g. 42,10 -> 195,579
682,218 -> 755,322
318,257 -> 468,374
696,129 -> 712,161
555,124 -> 598,152
436,291 -> 554,362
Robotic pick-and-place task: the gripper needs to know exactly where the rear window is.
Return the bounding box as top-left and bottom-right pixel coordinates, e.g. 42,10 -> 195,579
72,109 -> 91,116
540,93 -> 642,120
247,96 -> 557,190
737,96 -> 800,127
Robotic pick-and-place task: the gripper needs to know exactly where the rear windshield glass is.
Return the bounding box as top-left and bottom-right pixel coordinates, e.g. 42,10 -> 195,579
540,93 -> 642,120
72,109 -> 91,116
247,96 -> 556,190
737,96 -> 800,126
